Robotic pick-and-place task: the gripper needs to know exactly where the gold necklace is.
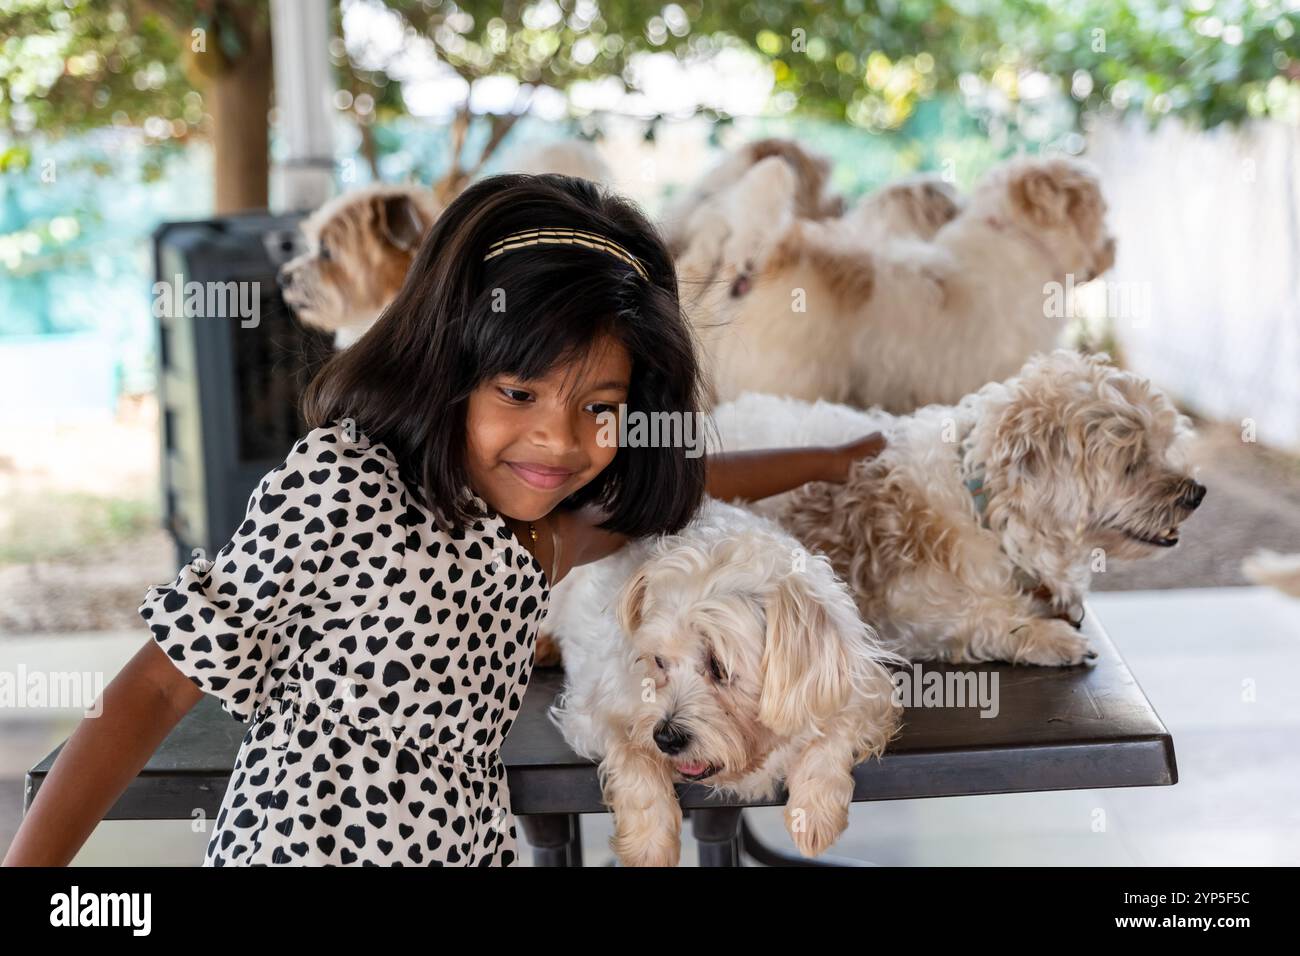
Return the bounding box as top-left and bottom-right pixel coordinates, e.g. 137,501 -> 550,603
510,517 -> 537,550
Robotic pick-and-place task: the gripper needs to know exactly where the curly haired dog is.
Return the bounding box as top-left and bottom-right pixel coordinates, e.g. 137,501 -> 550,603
544,498 -> 902,866
678,156 -> 1118,412
708,351 -> 1207,666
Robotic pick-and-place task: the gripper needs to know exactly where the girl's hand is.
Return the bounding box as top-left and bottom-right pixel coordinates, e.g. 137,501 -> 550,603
824,431 -> 886,483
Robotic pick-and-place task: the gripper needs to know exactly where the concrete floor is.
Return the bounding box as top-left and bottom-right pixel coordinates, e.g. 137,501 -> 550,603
2,585 -> 1296,866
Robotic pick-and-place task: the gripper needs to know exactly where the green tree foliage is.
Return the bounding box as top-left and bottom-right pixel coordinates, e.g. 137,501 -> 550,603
2,0 -> 1297,182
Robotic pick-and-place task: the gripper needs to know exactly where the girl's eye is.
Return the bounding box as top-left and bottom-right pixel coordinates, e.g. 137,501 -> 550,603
586,401 -> 618,416
707,653 -> 727,683
499,386 -> 532,403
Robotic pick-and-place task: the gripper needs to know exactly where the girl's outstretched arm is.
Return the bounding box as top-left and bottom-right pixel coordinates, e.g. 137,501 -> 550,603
1,641 -> 203,866
554,432 -> 887,579
705,431 -> 886,504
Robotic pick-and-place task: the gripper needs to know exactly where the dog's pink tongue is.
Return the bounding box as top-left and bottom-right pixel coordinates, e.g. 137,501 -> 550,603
677,761 -> 707,775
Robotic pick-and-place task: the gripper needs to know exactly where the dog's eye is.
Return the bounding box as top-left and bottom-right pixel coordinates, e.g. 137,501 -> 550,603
318,242 -> 331,261
653,656 -> 666,671
707,653 -> 728,683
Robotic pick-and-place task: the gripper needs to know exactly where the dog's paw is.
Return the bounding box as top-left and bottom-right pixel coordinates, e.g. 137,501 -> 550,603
784,801 -> 849,858
610,829 -> 681,868
1010,618 -> 1096,666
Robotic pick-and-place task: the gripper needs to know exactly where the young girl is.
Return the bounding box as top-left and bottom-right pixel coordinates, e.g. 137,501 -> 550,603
4,173 -> 884,867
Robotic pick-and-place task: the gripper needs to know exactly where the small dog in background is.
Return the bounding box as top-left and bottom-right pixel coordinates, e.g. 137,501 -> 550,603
684,155 -> 1117,412
673,158 -> 966,341
277,184 -> 441,348
845,172 -> 964,243
709,350 -> 1207,666
278,140 -> 612,347
658,137 -> 846,260
545,498 -> 902,866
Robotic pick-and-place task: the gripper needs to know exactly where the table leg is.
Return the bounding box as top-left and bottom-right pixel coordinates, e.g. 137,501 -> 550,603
690,805 -> 743,866
518,813 -> 583,867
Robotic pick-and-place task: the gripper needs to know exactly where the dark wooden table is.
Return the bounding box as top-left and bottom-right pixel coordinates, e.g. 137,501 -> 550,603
25,608 -> 1176,866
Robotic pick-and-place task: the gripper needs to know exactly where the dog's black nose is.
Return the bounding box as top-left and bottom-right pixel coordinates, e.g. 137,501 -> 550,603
1182,480 -> 1207,510
276,267 -> 293,291
652,720 -> 690,756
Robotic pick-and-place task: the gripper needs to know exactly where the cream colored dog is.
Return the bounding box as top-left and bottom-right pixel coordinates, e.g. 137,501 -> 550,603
658,137 -> 846,260
277,183 -> 442,347
845,172 -> 964,244
708,351 -> 1207,665
277,140 -> 611,347
678,155 -> 1117,412
545,498 -> 902,866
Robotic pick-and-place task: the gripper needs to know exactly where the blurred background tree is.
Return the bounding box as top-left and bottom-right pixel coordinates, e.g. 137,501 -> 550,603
3,0 -> 1296,209
0,0 -> 271,212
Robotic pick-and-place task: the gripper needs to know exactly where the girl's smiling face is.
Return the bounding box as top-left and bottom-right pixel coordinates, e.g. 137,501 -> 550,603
465,333 -> 632,522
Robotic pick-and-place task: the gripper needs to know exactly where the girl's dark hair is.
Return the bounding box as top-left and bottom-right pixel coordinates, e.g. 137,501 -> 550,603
301,172 -> 708,538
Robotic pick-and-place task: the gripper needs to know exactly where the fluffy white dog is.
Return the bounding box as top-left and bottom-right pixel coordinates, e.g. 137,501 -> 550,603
658,137 -> 845,260
545,498 -> 902,867
708,351 -> 1207,666
678,155 -> 1118,412
844,172 -> 965,244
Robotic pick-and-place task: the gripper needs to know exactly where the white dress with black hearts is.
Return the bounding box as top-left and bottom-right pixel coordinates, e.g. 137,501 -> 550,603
138,421 -> 550,866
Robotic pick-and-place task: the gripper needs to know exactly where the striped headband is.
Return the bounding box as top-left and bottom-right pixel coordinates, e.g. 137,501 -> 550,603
482,227 -> 649,281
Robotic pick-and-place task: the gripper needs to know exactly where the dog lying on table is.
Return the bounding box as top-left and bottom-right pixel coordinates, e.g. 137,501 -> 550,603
544,498 -> 902,867
708,350 -> 1207,666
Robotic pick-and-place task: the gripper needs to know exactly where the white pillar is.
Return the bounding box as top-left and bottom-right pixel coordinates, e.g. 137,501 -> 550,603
269,0 -> 336,213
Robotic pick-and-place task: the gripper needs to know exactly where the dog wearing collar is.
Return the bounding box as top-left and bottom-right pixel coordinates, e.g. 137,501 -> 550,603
708,350 -> 1207,666
679,155 -> 1117,413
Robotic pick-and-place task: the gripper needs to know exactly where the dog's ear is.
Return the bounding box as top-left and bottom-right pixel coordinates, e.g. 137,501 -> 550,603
990,403 -> 1048,484
1010,165 -> 1070,229
921,181 -> 962,231
376,194 -> 428,252
616,567 -> 651,635
758,571 -> 852,737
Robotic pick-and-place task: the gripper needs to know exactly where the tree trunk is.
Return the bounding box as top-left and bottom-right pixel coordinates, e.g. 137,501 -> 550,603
209,14 -> 274,214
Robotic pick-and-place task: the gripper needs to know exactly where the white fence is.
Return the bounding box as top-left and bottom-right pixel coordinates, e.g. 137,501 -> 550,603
1087,115 -> 1300,452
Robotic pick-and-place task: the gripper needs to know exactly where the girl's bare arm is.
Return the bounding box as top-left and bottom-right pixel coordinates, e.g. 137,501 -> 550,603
553,432 -> 888,577
1,641 -> 204,866
703,432 -> 886,505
